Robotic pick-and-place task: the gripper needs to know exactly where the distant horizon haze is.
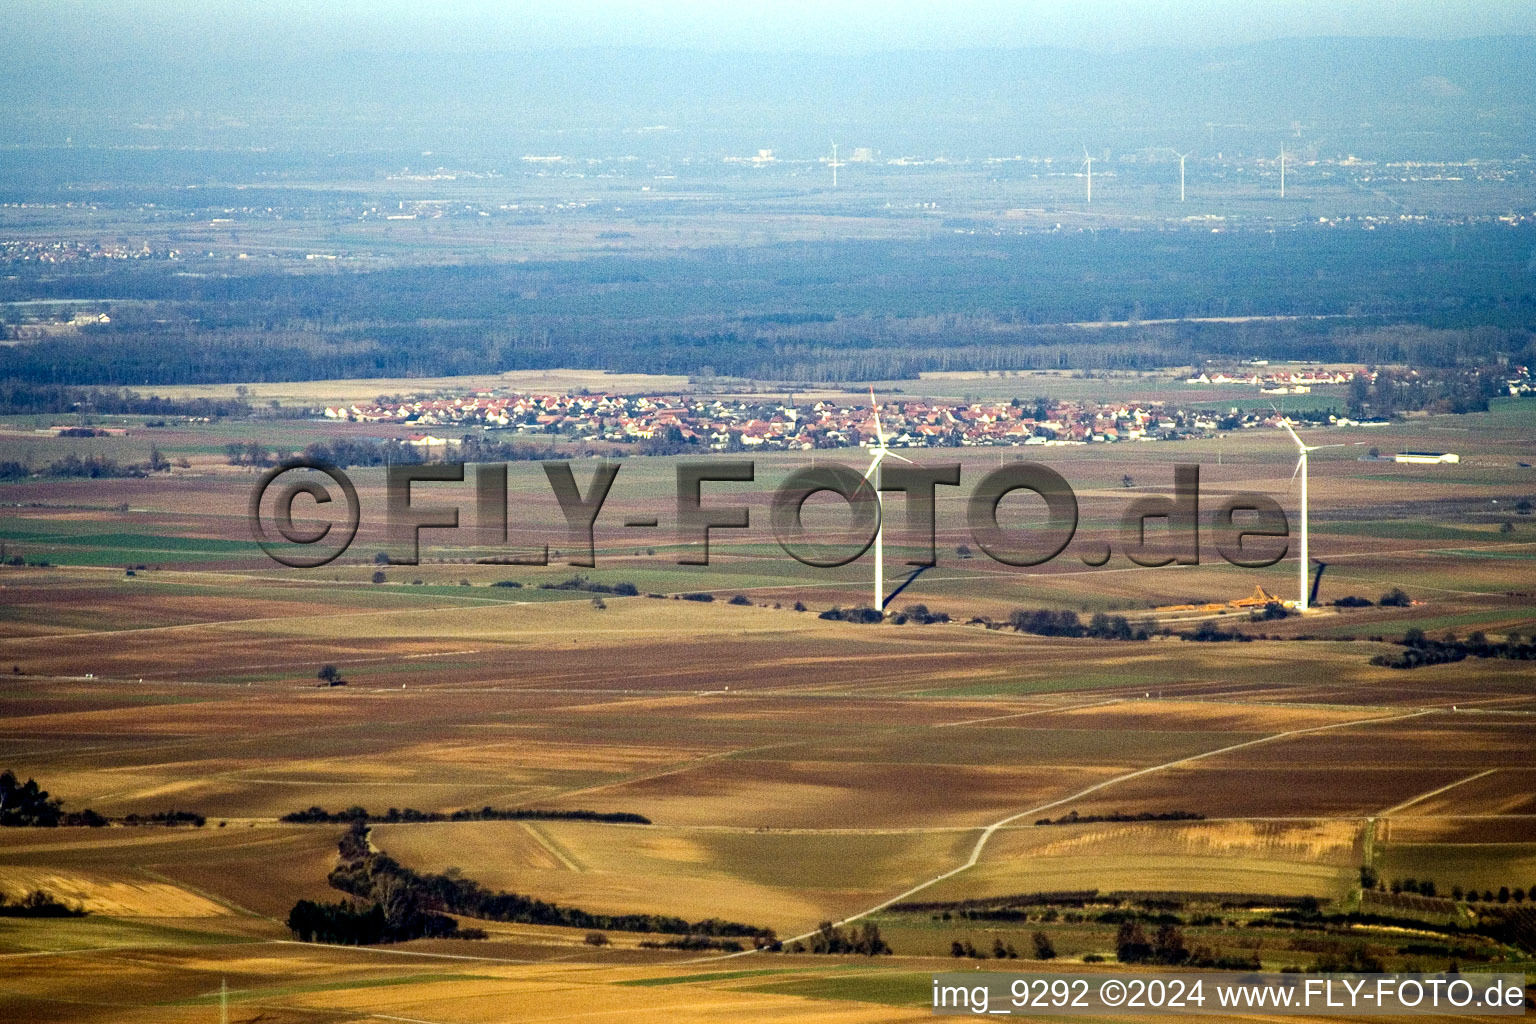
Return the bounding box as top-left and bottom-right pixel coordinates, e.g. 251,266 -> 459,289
7,0 -> 1536,57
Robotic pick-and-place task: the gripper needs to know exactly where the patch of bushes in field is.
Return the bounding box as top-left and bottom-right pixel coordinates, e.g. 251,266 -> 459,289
539,576 -> 639,596
950,936 -> 1022,959
0,889 -> 86,918
0,768 -> 198,829
785,920 -> 890,956
1370,628 -> 1536,669
812,604 -> 954,625
890,603 -> 950,624
0,454 -> 158,480
121,810 -> 205,827
0,770 -> 105,827
819,606 -> 882,624
1008,609 -> 1152,640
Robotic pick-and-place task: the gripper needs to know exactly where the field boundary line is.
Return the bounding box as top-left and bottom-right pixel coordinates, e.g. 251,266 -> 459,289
520,821 -> 584,872
935,697 -> 1122,728
0,938 -> 283,961
131,865 -> 270,920
270,940 -> 538,964
697,706 -> 1436,962
1378,768 -> 1498,816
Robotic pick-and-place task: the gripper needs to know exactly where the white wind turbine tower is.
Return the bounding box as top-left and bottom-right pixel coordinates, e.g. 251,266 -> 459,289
1279,145 -> 1286,198
1081,147 -> 1093,204
1175,151 -> 1190,202
864,387 -> 912,615
829,141 -> 843,188
1277,416 -> 1359,611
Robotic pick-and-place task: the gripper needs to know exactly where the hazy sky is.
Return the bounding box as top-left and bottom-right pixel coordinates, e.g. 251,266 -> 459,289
10,0 -> 1536,57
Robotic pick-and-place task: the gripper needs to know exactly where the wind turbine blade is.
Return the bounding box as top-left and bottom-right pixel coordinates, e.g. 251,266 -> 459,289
884,450 -> 915,464
868,386 -> 886,447
1277,416 -> 1306,451
1290,454 -> 1305,483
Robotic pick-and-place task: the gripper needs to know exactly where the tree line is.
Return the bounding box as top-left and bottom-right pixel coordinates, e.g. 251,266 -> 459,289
3,226 -> 1532,386
1347,366 -> 1509,418
1370,629 -> 1536,669
0,889 -> 86,919
288,821 -> 774,947
0,380 -> 252,418
1008,609 -> 1152,640
1363,866 -> 1533,905
296,436 -> 576,470
0,452 -> 166,481
280,805 -> 649,825
785,920 -> 890,956
1034,810 -> 1204,826
0,770 -> 204,828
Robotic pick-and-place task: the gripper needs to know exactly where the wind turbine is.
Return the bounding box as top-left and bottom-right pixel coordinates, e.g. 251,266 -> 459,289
829,141 -> 843,188
1279,145 -> 1286,198
864,387 -> 912,615
1277,416 -> 1360,611
1081,147 -> 1093,204
1175,151 -> 1190,202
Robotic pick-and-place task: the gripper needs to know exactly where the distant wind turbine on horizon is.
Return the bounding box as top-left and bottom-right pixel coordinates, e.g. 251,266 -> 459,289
1081,147 -> 1093,204
1175,150 -> 1191,202
829,141 -> 843,188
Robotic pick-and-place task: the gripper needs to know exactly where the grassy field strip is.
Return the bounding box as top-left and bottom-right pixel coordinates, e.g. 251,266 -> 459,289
520,822 -> 584,872
602,813 -> 1385,837
268,939 -> 542,964
934,697 -> 1122,728
0,937 -> 283,961
538,737 -> 827,802
1295,547 -> 1536,596
35,563 -> 556,597
541,695 -> 1122,806
642,824 -> 979,836
697,706 -> 1437,962
13,686 -> 665,802
133,865 -> 268,919
668,535 -> 1527,601
0,603 -> 510,646
126,648 -> 490,683
1318,568 -> 1519,600
1445,703 -> 1536,715
1378,769 -> 1499,816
